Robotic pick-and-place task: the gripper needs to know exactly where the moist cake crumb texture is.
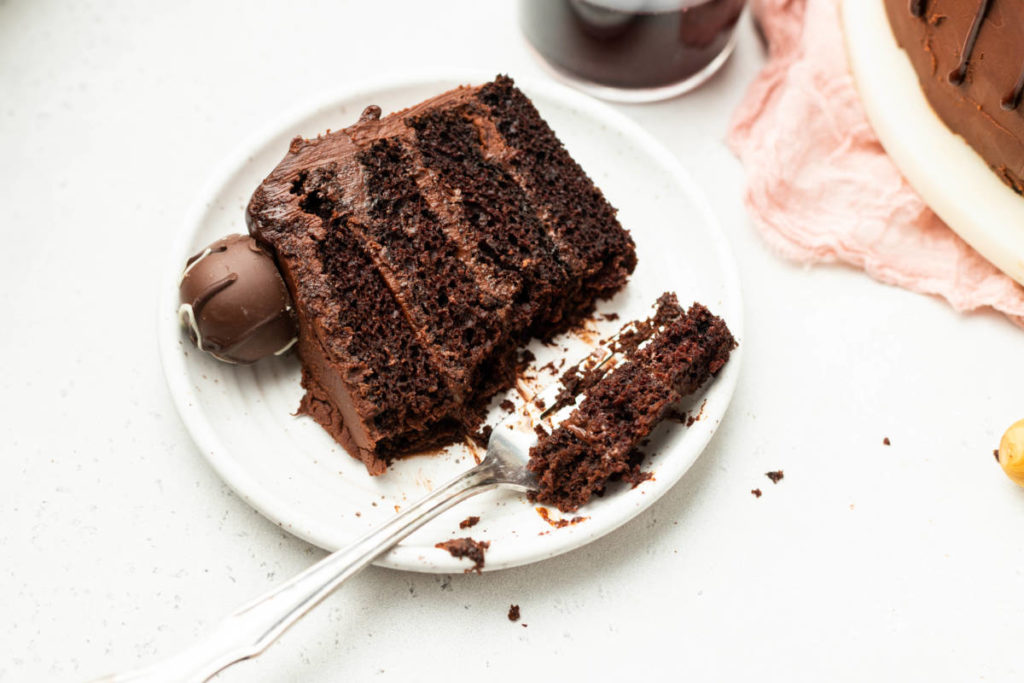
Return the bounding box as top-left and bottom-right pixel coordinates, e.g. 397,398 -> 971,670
247,75 -> 636,474
527,293 -> 736,513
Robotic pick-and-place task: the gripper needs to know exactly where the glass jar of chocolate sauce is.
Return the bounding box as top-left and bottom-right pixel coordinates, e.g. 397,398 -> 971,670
520,0 -> 746,102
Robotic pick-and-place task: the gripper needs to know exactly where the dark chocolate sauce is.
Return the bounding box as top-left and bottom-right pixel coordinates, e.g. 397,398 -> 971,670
909,0 -> 1023,112
190,274 -> 238,320
947,0 -> 992,86
185,243 -> 228,268
519,0 -> 745,90
215,308 -> 294,353
1002,66 -> 1024,111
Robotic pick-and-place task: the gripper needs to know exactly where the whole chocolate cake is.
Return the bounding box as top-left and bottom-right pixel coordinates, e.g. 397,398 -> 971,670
529,293 -> 735,512
884,0 -> 1024,193
247,76 -> 636,474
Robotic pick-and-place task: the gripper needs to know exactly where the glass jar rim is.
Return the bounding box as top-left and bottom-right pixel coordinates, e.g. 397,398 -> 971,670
578,0 -> 737,12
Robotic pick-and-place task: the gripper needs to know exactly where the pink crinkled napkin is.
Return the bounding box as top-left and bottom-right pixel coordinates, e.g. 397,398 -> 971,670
727,0 -> 1024,327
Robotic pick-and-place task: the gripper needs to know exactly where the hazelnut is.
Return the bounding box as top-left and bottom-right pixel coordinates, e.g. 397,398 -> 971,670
997,418 -> 1024,487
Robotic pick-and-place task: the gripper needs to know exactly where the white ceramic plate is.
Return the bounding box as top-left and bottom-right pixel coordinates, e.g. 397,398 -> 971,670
158,71 -> 743,573
843,0 -> 1024,287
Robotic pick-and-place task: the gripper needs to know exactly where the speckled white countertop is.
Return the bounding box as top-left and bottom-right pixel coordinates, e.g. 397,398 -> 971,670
2,1 -> 1023,681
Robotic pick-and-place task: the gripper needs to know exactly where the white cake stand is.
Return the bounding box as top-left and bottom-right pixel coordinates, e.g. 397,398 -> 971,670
842,0 -> 1024,287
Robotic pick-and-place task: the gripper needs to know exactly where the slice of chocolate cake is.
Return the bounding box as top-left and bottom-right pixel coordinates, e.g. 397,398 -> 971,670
246,76 -> 636,474
528,293 -> 735,512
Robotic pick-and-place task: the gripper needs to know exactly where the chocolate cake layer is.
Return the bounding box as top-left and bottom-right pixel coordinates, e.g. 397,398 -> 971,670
885,0 -> 1024,193
407,105 -> 570,333
476,77 -> 638,302
298,212 -> 458,473
247,77 -> 636,474
528,294 -> 735,512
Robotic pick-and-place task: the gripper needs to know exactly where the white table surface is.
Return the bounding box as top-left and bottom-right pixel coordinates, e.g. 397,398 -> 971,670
3,1 -> 1023,681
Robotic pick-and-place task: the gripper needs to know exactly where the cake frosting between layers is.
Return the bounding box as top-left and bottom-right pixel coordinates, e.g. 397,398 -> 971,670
246,76 -> 636,474
884,0 -> 1024,193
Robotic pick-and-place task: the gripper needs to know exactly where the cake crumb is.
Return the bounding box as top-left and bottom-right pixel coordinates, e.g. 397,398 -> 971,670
686,399 -> 707,426
538,360 -> 558,374
500,399 -> 516,413
536,507 -> 588,528
469,425 -> 493,448
516,348 -> 536,368
459,516 -> 480,529
766,470 -> 784,484
665,408 -> 688,424
751,488 -> 762,498
435,538 -> 490,574
624,468 -> 654,488
508,604 -> 520,622
883,437 -> 891,446
994,448 -> 1001,462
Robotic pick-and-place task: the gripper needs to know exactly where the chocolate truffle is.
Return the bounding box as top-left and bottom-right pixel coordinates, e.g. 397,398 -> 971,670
178,234 -> 297,364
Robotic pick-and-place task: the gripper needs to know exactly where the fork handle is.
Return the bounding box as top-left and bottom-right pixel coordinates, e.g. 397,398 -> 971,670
93,461 -> 503,683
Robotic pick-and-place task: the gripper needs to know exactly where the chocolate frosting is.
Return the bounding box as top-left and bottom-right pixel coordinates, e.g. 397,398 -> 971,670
245,88 -> 487,460
178,234 -> 297,364
885,0 -> 1024,193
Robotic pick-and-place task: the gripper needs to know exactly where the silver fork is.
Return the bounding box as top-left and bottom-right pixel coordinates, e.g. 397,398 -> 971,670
94,342 -> 619,683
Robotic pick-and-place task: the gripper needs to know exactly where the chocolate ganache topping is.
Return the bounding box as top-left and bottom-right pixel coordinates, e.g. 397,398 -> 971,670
178,234 -> 297,364
885,0 -> 1024,193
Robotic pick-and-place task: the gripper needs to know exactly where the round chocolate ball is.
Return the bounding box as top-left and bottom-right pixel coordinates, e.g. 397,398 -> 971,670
178,234 -> 297,364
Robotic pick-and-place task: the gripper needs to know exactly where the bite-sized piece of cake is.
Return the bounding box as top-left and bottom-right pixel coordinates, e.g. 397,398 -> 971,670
246,76 -> 636,474
435,537 -> 490,574
528,293 -> 735,512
